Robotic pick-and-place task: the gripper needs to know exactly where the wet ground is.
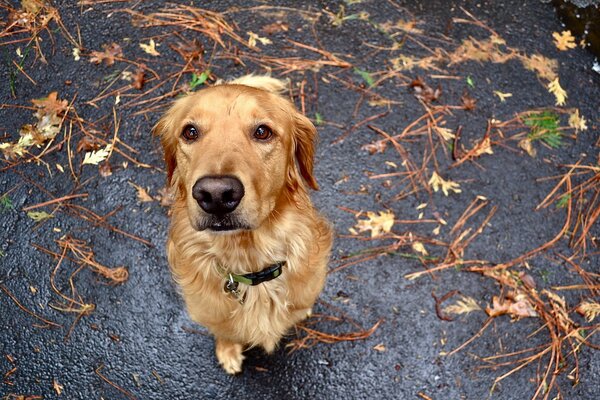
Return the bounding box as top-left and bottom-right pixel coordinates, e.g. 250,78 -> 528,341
1,1 -> 599,399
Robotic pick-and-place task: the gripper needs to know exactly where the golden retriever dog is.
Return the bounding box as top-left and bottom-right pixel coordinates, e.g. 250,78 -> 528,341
154,75 -> 332,374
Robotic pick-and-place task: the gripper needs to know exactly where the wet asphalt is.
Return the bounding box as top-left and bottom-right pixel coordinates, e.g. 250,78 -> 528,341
1,1 -> 599,399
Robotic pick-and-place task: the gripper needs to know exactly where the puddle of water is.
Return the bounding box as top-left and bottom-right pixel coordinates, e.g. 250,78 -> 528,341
551,0 -> 600,61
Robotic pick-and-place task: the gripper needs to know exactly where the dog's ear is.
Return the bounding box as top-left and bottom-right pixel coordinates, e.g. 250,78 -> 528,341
152,112 -> 177,186
291,112 -> 319,191
228,74 -> 287,94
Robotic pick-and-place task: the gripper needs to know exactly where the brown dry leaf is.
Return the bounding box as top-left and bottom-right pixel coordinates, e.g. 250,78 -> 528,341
461,92 -> 477,110
518,138 -> 537,157
99,161 -> 113,177
443,295 -> 482,315
521,54 -> 558,81
428,172 -> 461,196
568,109 -> 588,132
90,43 -> 123,66
262,21 -> 289,35
354,210 -> 395,238
553,30 -> 577,51
132,67 -> 146,90
157,186 -> 176,207
410,77 -> 441,103
76,136 -> 102,153
31,92 -> 68,116
486,293 -> 538,318
576,301 -> 600,323
129,181 -> 154,202
361,140 -> 387,154
547,78 -> 567,106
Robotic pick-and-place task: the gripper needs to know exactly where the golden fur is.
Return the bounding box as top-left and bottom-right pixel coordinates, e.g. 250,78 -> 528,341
154,75 -> 332,374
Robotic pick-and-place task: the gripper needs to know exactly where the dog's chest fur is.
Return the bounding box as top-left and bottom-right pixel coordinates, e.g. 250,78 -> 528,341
167,206 -> 321,351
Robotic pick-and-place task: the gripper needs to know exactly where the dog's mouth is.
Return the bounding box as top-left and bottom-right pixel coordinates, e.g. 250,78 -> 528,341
195,214 -> 251,232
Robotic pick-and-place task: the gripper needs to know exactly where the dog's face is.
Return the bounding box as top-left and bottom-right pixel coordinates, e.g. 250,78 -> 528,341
155,78 -> 318,233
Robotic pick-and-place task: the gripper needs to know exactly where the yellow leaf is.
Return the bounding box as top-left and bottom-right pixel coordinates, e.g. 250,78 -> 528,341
355,210 -> 395,238
443,295 -> 482,315
552,30 -> 577,51
521,54 -> 558,81
493,91 -> 512,102
428,171 -> 461,196
140,39 -> 160,56
434,126 -> 455,141
373,343 -> 386,352
518,138 -> 537,157
72,47 -> 81,61
53,378 -> 64,395
547,78 -> 567,106
576,301 -> 600,322
247,31 -> 272,48
412,241 -> 428,256
27,211 -> 54,222
83,144 -> 112,165
568,109 -> 588,132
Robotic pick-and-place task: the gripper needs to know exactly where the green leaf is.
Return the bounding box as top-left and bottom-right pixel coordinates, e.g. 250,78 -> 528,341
466,76 -> 474,88
315,112 -> 324,126
525,111 -> 562,148
0,194 -> 13,211
190,70 -> 210,90
556,193 -> 571,208
354,68 -> 375,87
27,211 -> 54,222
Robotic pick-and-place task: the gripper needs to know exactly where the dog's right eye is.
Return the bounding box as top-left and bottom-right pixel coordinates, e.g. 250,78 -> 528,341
182,125 -> 199,141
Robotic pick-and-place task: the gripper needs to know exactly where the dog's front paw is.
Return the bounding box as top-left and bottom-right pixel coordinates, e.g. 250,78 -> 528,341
215,338 -> 245,374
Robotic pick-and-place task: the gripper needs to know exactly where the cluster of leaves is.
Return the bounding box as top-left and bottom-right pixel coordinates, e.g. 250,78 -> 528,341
0,92 -> 67,160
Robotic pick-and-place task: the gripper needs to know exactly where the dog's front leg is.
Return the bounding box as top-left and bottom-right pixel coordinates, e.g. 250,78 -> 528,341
215,337 -> 245,374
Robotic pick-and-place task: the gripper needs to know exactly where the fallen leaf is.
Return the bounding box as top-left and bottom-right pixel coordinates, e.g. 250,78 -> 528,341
90,43 -> 123,66
27,211 -> 54,222
471,136 -> 493,157
129,181 -> 154,202
443,295 -> 482,315
132,67 -> 146,90
355,210 -> 395,238
576,301 -> 600,322
76,136 -> 102,153
486,293 -> 538,318
361,140 -> 387,154
247,31 -> 272,48
521,54 -> 558,81
518,138 -> 537,157
461,92 -> 477,110
32,92 -> 68,116
410,77 -> 441,103
140,39 -> 160,56
82,144 -> 112,165
412,241 -> 428,256
493,91 -> 512,102
53,378 -> 64,395
428,172 -> 461,196
99,161 -> 113,177
553,30 -> 577,51
434,126 -> 455,141
547,78 -> 567,106
262,21 -> 289,35
568,109 -> 587,132
373,343 -> 386,352
72,47 -> 81,61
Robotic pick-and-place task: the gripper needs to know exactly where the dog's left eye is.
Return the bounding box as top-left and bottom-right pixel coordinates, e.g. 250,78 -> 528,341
253,125 -> 273,141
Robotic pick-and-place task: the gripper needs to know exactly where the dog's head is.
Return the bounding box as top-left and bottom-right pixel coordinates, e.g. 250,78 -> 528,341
154,75 -> 319,233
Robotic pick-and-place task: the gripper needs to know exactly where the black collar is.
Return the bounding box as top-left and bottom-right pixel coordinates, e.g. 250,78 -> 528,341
227,261 -> 286,286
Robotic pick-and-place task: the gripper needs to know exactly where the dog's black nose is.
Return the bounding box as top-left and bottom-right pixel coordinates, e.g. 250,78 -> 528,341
192,176 -> 245,215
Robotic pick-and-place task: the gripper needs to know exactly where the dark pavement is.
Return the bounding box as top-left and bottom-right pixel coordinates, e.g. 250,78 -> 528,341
1,1 -> 599,399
